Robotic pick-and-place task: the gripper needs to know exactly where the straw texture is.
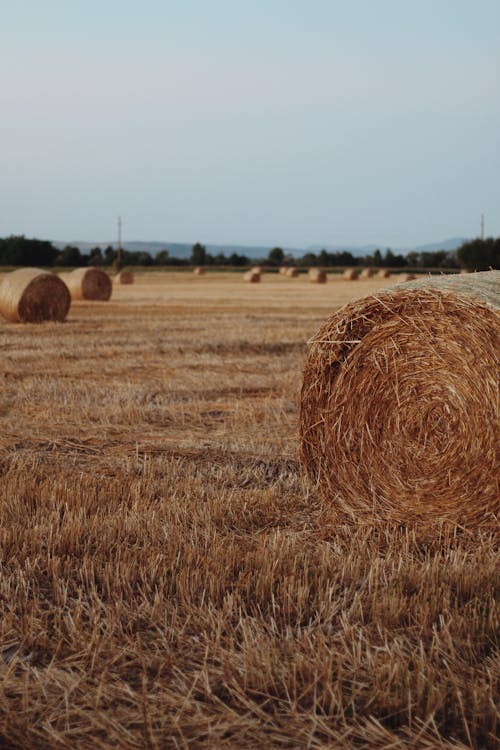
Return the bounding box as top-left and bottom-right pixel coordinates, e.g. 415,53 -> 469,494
300,270 -> 500,530
59,267 -> 112,301
0,268 -> 71,323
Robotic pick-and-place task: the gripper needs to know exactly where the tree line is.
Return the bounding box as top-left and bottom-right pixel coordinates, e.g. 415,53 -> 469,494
0,235 -> 497,271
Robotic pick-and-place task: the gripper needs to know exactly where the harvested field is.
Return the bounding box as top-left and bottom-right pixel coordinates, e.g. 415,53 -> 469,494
0,271 -> 497,749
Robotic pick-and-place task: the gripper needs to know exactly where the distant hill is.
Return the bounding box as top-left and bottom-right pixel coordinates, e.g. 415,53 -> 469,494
306,237 -> 468,256
53,237 -> 469,259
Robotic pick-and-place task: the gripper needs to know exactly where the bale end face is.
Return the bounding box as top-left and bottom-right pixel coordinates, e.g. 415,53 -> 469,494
0,269 -> 71,323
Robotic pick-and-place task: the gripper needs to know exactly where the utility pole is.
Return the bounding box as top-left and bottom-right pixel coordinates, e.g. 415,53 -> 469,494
480,213 -> 484,240
117,216 -> 122,269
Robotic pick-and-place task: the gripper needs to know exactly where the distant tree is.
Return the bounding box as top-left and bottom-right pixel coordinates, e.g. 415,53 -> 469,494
456,237 -> 499,271
156,249 -> 169,265
88,247 -> 103,266
268,247 -> 285,266
191,242 -> 207,266
0,235 -> 58,266
228,252 -> 248,267
373,249 -> 383,266
298,252 -> 318,267
57,244 -> 83,266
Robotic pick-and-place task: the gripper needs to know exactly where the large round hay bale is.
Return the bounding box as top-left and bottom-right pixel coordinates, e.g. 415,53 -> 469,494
299,270 -> 500,530
359,268 -> 375,279
59,267 -> 112,301
308,268 -> 327,283
398,272 -> 417,282
343,268 -> 360,280
251,266 -> 263,275
243,270 -> 261,283
0,268 -> 71,323
193,267 -> 206,276
376,268 -> 391,279
286,267 -> 300,278
114,270 -> 134,284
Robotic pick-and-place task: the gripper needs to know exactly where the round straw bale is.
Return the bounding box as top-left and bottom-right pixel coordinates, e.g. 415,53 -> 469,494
193,266 -> 206,276
308,268 -> 327,283
286,267 -> 300,278
397,272 -> 417,282
299,270 -> 500,530
59,267 -> 112,301
342,268 -> 360,280
376,268 -> 391,279
114,270 -> 134,284
0,268 -> 71,323
243,270 -> 261,283
251,266 -> 263,275
359,268 -> 375,279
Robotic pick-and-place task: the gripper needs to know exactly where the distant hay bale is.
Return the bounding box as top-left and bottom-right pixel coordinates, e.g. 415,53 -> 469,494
0,268 -> 71,323
251,266 -> 263,275
359,268 -> 375,279
299,270 -> 500,530
243,270 -> 261,283
398,273 -> 417,282
193,267 -> 206,276
114,270 -> 134,284
376,268 -> 391,279
59,267 -> 112,301
286,267 -> 300,278
308,268 -> 327,283
279,266 -> 288,275
343,268 -> 360,280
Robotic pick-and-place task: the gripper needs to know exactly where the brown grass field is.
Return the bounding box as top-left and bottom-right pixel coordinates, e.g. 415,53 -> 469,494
0,271 -> 498,749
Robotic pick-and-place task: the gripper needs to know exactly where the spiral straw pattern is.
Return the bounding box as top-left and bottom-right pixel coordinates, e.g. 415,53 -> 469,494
300,271 -> 499,529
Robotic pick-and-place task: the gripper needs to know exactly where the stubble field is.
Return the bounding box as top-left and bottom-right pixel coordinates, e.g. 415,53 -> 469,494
0,272 -> 498,749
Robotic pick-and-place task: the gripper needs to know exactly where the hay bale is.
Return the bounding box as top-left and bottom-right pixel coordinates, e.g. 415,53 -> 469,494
308,268 -> 327,283
114,270 -> 134,284
0,268 -> 71,323
193,267 -> 206,276
343,268 -> 360,280
251,266 -> 263,275
376,268 -> 391,279
359,268 -> 375,279
243,270 -> 261,283
398,273 -> 417,282
286,267 -> 300,278
279,266 -> 288,275
59,267 -> 112,301
299,270 -> 500,530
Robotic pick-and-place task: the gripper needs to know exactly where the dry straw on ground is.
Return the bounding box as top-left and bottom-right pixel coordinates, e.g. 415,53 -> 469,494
300,270 -> 500,530
308,268 -> 327,283
193,266 -> 206,275
59,267 -> 112,301
114,270 -> 134,284
359,268 -> 375,279
343,268 -> 360,280
0,268 -> 71,323
243,270 -> 261,283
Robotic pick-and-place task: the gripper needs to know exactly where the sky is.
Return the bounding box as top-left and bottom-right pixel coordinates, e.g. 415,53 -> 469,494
1,0 -> 499,248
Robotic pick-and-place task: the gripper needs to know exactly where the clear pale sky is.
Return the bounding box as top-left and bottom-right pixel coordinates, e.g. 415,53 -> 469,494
2,0 -> 499,247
